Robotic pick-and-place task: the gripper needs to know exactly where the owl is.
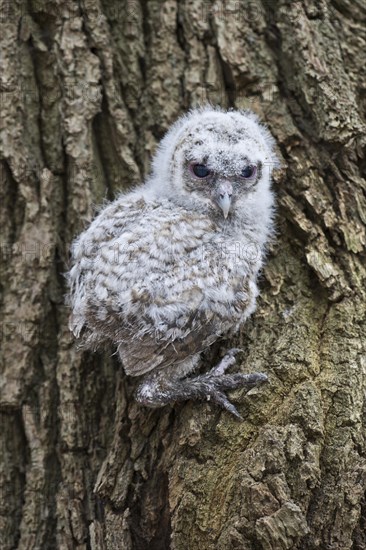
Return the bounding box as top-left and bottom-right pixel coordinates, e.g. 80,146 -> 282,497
67,106 -> 278,418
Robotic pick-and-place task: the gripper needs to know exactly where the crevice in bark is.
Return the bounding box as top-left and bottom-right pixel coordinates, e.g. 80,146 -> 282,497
0,160 -> 23,247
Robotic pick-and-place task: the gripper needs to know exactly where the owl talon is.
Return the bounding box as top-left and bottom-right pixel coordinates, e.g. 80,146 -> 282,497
210,348 -> 243,376
208,372 -> 269,391
135,369 -> 268,414
208,390 -> 243,420
203,370 -> 268,418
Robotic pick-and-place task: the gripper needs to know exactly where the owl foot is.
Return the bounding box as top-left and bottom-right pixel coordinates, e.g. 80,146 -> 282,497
199,349 -> 268,419
135,348 -> 268,419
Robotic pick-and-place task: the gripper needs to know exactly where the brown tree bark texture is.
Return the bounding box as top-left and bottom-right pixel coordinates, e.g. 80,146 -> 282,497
1,1 -> 366,549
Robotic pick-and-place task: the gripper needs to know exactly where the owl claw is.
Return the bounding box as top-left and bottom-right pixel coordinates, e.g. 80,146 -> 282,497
210,348 -> 243,376
203,371 -> 268,418
203,349 -> 268,418
208,391 -> 243,420
135,351 -> 268,418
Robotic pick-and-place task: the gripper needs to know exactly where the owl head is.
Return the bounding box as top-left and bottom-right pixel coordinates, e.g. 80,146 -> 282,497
151,106 -> 279,219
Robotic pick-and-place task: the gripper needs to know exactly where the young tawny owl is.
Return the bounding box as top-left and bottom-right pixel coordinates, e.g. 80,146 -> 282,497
67,106 -> 278,418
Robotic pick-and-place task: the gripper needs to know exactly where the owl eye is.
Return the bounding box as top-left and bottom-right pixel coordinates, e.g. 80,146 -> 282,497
241,165 -> 257,179
190,163 -> 211,178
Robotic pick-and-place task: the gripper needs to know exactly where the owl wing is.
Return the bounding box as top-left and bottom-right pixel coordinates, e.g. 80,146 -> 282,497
68,193 -> 250,376
117,308 -> 234,377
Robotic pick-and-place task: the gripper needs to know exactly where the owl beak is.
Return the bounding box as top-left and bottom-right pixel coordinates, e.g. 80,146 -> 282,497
216,182 -> 233,219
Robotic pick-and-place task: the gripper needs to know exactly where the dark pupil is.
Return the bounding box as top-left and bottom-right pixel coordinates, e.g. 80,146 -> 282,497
241,165 -> 254,178
193,164 -> 210,178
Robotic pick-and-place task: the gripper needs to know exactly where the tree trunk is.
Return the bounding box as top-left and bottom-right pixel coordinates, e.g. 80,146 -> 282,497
1,1 -> 366,548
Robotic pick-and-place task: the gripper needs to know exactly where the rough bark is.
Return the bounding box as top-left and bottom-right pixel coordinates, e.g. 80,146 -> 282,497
1,0 -> 366,549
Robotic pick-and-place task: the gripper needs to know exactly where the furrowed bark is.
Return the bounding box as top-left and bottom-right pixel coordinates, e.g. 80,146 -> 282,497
1,1 -> 365,549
